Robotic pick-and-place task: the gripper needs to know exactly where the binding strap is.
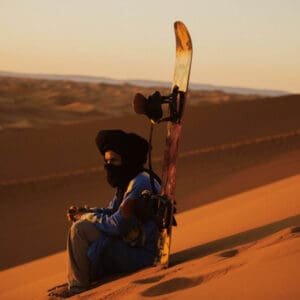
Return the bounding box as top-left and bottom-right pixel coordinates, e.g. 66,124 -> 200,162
148,122 -> 159,194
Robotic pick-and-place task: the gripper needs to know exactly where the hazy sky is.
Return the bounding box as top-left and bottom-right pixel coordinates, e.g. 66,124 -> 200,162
1,0 -> 299,92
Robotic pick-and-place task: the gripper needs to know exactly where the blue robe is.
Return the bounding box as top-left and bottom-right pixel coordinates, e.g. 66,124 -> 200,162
87,171 -> 160,279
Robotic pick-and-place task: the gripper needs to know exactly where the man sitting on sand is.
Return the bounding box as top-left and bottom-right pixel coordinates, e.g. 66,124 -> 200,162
49,130 -> 160,298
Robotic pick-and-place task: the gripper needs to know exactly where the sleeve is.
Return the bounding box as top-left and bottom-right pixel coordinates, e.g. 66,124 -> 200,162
122,172 -> 160,201
88,193 -> 119,216
92,174 -> 158,236
89,207 -> 115,215
93,210 -> 124,235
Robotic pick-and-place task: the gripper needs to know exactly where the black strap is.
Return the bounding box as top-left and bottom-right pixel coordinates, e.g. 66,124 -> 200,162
147,122 -> 159,194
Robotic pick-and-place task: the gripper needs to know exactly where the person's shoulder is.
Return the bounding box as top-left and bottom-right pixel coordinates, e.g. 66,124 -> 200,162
125,171 -> 162,197
134,171 -> 152,182
126,171 -> 150,193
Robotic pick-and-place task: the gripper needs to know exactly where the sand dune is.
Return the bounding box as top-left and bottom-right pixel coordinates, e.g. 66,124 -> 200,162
1,129 -> 299,187
55,102 -> 96,114
1,91 -> 300,183
1,77 -> 300,299
0,75 -> 289,130
1,173 -> 299,299
1,91 -> 300,270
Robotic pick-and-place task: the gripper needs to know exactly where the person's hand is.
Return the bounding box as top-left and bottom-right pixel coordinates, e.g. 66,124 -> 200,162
67,205 -> 90,222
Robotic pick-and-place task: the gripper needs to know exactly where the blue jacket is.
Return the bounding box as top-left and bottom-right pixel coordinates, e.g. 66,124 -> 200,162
87,171 -> 160,278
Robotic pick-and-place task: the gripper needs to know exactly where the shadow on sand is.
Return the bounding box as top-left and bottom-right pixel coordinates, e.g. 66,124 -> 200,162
48,214 -> 300,299
138,214 -> 300,297
171,214 -> 300,266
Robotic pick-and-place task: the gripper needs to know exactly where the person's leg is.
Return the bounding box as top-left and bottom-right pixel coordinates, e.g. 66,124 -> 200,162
67,220 -> 101,289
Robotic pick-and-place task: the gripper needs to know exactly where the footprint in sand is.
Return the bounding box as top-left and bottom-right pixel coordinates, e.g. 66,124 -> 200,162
140,264 -> 242,297
291,226 -> 300,234
140,276 -> 204,297
218,248 -> 239,258
133,275 -> 165,284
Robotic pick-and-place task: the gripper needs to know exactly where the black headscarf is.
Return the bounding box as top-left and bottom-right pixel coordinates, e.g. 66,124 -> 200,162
95,130 -> 148,167
95,130 -> 149,187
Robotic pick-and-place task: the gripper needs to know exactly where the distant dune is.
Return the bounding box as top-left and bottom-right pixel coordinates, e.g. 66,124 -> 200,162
0,75 -> 296,132
0,75 -> 262,130
0,70 -> 289,96
56,101 -> 96,113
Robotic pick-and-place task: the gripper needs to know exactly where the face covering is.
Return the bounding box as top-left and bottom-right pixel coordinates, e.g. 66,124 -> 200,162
104,164 -> 125,187
104,163 -> 143,188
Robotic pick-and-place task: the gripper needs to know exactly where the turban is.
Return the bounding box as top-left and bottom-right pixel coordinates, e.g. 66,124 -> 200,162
95,130 -> 148,166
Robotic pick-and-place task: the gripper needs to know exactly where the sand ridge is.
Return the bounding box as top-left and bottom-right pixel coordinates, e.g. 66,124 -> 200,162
1,129 -> 299,187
